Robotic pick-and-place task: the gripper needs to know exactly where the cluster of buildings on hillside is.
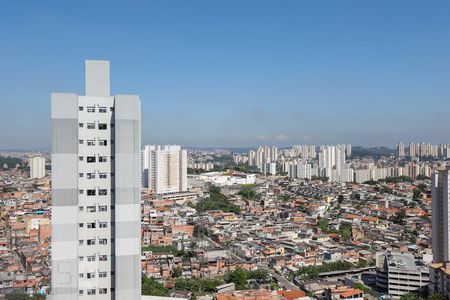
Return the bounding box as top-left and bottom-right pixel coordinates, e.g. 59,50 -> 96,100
397,142 -> 450,158
232,144 -> 450,183
3,60 -> 450,300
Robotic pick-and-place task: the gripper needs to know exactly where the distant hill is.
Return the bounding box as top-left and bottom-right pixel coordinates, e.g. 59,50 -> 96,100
351,146 -> 395,158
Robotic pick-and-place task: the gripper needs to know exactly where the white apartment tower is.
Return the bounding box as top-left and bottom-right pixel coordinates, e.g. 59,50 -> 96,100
431,167 -> 450,263
51,61 -> 141,300
30,156 -> 46,179
397,142 -> 405,158
142,145 -> 187,194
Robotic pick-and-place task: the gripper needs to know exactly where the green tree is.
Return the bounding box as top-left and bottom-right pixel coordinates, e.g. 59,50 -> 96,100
171,266 -> 182,278
339,222 -> 352,240
248,269 -> 269,283
142,276 -> 169,296
197,186 -> 240,214
393,211 -> 407,225
317,218 -> 329,233
6,293 -> 46,300
278,194 -> 291,202
225,267 -> 249,290
352,283 -> 379,297
238,188 -> 256,200
428,294 -> 445,300
400,293 -> 422,300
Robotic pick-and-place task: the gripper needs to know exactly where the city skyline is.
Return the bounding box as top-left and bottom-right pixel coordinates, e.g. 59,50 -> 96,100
2,1 -> 450,149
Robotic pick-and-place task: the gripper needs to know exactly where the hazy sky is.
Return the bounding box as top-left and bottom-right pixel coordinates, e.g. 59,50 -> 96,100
1,1 -> 450,149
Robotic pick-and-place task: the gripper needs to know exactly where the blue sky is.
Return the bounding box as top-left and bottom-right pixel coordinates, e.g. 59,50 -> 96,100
1,1 -> 450,149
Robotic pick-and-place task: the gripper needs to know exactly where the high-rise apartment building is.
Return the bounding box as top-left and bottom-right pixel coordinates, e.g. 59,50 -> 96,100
51,60 -> 141,300
397,142 -> 405,158
431,167 -> 450,263
142,145 -> 187,194
429,167 -> 450,296
30,156 -> 45,179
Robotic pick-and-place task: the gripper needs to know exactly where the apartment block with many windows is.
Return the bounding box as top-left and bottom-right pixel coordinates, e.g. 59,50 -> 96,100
51,60 -> 141,300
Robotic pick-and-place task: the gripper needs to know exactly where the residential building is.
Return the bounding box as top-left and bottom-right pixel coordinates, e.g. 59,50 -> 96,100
29,157 -> 45,179
397,142 -> 405,158
51,60 -> 141,299
431,167 -> 450,263
375,252 -> 429,298
142,145 -> 187,194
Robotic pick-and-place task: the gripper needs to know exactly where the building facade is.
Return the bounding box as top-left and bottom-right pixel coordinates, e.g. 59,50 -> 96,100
142,145 -> 187,194
429,167 -> 450,297
29,156 -> 45,179
51,60 -> 141,300
375,252 -> 429,298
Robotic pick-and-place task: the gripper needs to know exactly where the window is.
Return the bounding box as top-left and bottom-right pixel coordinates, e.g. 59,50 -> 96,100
87,190 -> 96,196
87,239 -> 96,246
87,139 -> 96,146
78,290 -> 84,296
110,107 -> 114,112
79,223 -> 84,228
87,173 -> 96,179
87,123 -> 95,129
87,106 -> 95,113
78,140 -> 83,144
99,107 -> 107,113
79,240 -> 84,246
87,222 -> 96,229
99,239 -> 108,245
87,255 -> 96,262
99,272 -> 107,278
79,106 -> 83,111
79,273 -> 84,278
78,256 -> 84,261
87,156 -> 96,163
99,139 -> 107,146
79,206 -> 84,212
87,206 -> 96,212
99,156 -> 107,162
79,190 -> 84,195
79,123 -> 83,128
99,255 -> 107,261
78,156 -> 83,161
99,173 -> 107,179
98,123 -> 107,130
79,173 -> 84,178
99,288 -> 107,294
87,289 -> 96,295
99,205 -> 108,212
99,222 -> 107,228
99,189 -> 107,196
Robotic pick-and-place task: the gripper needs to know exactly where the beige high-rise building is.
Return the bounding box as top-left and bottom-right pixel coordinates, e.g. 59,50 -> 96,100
397,142 -> 405,158
30,156 -> 45,179
142,145 -> 187,194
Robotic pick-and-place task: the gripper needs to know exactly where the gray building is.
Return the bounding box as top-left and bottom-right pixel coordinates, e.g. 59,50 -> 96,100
51,60 -> 141,299
375,252 -> 429,298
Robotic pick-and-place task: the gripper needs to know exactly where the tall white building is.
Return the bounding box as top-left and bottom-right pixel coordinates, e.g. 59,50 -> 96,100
142,145 -> 187,194
397,142 -> 405,158
30,156 -> 45,179
431,167 -> 450,263
51,60 -> 141,300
